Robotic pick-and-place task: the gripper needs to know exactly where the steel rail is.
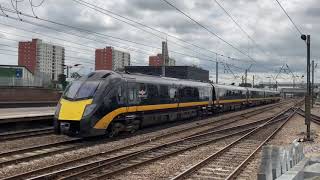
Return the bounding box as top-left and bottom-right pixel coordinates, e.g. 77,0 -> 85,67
2,101 -> 292,179
225,108 -> 298,179
296,108 -> 320,125
16,114 -> 286,180
0,127 -> 53,141
0,138 -> 84,167
171,107 -> 297,180
84,114 -> 291,180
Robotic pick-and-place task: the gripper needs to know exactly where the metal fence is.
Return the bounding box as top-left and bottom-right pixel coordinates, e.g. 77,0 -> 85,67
0,77 -> 44,87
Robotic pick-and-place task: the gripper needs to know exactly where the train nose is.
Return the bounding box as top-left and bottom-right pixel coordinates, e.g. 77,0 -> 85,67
58,98 -> 93,121
60,122 -> 71,134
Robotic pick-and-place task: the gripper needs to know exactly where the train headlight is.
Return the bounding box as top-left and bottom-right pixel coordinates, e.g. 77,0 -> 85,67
83,104 -> 97,117
55,103 -> 61,117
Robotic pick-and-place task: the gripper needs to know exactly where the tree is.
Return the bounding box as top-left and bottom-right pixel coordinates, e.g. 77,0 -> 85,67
58,74 -> 66,84
58,74 -> 68,90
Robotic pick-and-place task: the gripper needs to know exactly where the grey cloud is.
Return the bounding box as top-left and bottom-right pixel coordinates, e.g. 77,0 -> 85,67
0,0 -> 319,83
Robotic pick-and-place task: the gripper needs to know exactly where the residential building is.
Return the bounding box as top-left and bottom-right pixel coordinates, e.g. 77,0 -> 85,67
18,39 -> 65,81
149,54 -> 176,66
149,41 -> 175,66
95,46 -> 130,71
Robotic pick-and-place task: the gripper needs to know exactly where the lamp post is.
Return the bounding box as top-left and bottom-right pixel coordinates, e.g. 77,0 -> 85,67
266,76 -> 272,90
64,63 -> 82,78
301,34 -> 311,141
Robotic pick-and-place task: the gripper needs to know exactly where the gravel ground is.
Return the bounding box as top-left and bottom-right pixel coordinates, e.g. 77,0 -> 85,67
235,106 -> 320,180
0,101 -> 294,178
0,135 -> 73,153
109,135 -> 244,180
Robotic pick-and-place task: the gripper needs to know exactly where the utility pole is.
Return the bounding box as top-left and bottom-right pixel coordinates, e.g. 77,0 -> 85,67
252,75 -> 254,88
245,69 -> 247,85
66,66 -> 69,78
162,57 -> 165,77
301,34 -> 311,141
312,60 -> 315,107
161,40 -> 168,77
216,61 -> 218,84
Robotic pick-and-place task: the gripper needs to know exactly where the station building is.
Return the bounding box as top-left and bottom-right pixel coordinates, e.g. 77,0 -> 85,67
0,65 -> 35,86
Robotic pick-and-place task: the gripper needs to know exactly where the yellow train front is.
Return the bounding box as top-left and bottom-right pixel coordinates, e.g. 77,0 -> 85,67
54,70 -> 125,137
54,70 -> 280,137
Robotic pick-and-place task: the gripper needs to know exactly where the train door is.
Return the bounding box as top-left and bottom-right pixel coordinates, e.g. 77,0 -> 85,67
210,85 -> 215,106
126,80 -> 138,112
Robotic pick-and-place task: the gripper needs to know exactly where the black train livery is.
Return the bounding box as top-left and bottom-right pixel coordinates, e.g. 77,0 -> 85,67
54,70 -> 280,137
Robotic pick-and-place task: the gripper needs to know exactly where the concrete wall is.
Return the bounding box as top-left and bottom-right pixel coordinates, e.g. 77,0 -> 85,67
0,87 -> 61,102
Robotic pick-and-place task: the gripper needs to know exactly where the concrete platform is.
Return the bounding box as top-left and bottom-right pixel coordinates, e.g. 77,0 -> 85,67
304,163 -> 320,179
0,101 -> 58,108
0,107 -> 55,123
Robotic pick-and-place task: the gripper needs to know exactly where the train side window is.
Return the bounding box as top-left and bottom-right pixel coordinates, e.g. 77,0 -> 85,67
180,87 -> 192,102
118,86 -> 122,97
129,89 -> 134,101
199,89 -> 204,100
160,85 -> 170,103
194,88 -> 199,101
169,87 -> 178,103
147,84 -> 159,104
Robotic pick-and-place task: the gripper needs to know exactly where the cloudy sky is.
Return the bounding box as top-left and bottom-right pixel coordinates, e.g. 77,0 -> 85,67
0,0 -> 318,85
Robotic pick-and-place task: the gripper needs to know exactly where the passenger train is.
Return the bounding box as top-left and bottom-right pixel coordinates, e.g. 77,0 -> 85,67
54,70 -> 280,137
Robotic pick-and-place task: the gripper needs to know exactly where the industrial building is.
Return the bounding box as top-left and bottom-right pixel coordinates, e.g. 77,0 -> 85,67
18,39 -> 65,81
95,46 -> 130,71
124,66 -> 209,82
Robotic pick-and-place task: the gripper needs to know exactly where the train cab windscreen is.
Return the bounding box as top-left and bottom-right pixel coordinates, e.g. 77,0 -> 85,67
63,80 -> 100,100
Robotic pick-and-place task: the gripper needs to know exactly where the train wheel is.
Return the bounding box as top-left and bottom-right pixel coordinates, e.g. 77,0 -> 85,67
129,120 -> 141,134
107,122 -> 122,138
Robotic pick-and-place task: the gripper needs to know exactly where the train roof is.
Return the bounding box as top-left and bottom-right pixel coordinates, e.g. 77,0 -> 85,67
213,84 -> 247,91
119,71 -> 211,87
84,71 -> 281,94
264,89 -> 280,93
246,87 -> 266,92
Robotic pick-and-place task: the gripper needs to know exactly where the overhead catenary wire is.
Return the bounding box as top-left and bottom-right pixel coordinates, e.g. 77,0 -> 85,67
72,0 -> 252,64
161,0 -> 257,63
0,11 -> 247,71
213,0 -> 278,61
0,47 -> 95,64
22,1 -> 251,65
0,48 -> 95,66
0,24 -> 243,72
274,0 -> 303,36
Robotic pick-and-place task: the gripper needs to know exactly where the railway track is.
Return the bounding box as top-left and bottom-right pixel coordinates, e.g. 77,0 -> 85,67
171,107 -> 297,180
0,127 -> 54,141
4,104 -> 294,180
0,100 -> 297,180
296,108 -> 320,125
17,112 -> 288,179
0,138 -> 85,168
0,101 -> 292,171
